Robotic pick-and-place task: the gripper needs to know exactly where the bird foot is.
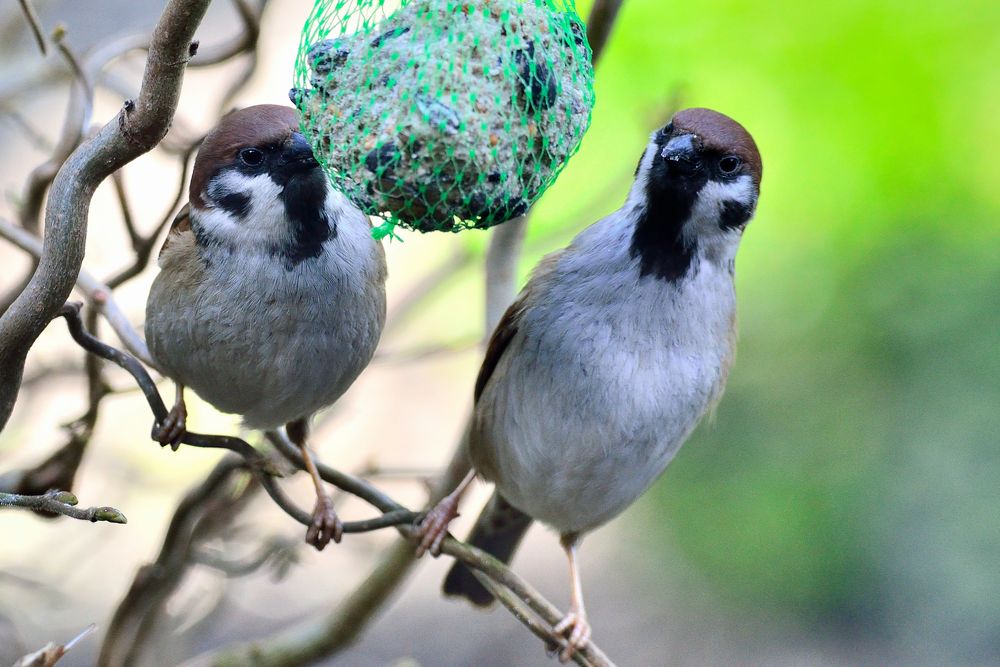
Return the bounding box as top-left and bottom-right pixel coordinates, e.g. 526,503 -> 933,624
305,494 -> 343,551
151,402 -> 187,451
414,494 -> 462,557
553,610 -> 591,663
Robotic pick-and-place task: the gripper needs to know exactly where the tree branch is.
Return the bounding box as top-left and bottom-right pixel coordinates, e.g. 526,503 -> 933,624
17,0 -> 48,56
0,0 -> 213,432
585,0 -> 625,59
99,457 -> 249,666
0,489 -> 125,524
482,0 -> 623,331
0,217 -> 154,366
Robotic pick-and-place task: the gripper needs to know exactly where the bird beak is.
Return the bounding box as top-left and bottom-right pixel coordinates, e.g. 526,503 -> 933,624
660,133 -> 698,165
281,132 -> 320,172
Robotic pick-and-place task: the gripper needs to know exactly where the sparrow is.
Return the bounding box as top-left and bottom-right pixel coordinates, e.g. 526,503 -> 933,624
414,108 -> 762,661
144,104 -> 387,550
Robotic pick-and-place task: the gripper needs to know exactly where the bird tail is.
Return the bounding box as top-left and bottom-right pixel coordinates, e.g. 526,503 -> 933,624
443,492 -> 532,606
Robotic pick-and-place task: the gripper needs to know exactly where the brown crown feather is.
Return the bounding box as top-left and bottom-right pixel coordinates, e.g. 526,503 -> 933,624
672,108 -> 762,188
188,104 -> 302,208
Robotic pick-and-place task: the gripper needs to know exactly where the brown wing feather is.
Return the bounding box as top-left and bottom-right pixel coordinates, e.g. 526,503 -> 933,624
473,250 -> 563,403
158,203 -> 192,259
474,296 -> 527,403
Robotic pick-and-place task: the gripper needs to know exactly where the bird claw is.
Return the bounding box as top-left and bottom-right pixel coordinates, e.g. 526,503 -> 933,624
305,494 -> 342,551
553,611 -> 591,663
151,403 -> 187,451
413,496 -> 461,558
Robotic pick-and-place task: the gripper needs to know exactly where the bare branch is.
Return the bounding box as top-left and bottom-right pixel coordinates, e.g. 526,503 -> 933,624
104,138 -> 200,289
99,457 -> 248,666
0,0 -> 213,431
482,0 -> 623,331
193,536 -> 300,578
17,0 -> 47,56
110,171 -> 141,250
192,0 -> 263,66
0,23 -> 95,313
0,106 -> 54,151
0,489 -> 126,524
0,217 -> 154,366
484,214 -> 528,331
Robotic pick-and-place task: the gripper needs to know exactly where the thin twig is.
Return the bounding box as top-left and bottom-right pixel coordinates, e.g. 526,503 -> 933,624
193,0 -> 263,66
17,0 -> 47,55
104,138 -> 200,289
265,430 -> 404,514
99,457 -> 247,666
0,106 -> 53,151
0,23 -> 95,313
111,171 -> 141,250
193,536 -> 299,578
0,489 -> 126,523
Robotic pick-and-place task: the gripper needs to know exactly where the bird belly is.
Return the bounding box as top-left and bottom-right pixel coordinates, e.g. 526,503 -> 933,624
480,377 -> 706,535
146,251 -> 384,429
474,297 -> 733,534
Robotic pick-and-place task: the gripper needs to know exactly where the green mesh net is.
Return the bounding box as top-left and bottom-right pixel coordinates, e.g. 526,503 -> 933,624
292,0 -> 595,237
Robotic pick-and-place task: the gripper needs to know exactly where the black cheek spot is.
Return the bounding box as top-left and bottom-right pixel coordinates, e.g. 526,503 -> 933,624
217,191 -> 252,219
719,200 -> 752,229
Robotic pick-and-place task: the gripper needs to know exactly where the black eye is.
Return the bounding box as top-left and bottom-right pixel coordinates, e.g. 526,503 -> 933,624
719,155 -> 742,175
239,148 -> 264,167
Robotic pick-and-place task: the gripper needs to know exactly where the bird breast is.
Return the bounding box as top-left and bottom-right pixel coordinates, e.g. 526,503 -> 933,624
146,217 -> 386,429
472,238 -> 736,535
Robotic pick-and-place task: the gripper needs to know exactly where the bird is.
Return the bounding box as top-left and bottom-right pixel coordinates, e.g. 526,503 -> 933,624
144,104 -> 387,550
414,108 -> 762,661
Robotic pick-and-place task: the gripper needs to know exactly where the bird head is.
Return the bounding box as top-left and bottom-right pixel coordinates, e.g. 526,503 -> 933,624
628,108 -> 762,280
187,104 -> 334,264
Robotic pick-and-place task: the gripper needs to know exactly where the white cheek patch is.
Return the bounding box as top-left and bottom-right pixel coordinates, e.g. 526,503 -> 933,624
689,175 -> 756,225
201,171 -> 292,248
684,174 -> 755,262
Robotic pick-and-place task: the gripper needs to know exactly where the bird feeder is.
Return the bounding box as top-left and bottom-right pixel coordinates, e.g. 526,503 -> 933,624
292,0 -> 595,237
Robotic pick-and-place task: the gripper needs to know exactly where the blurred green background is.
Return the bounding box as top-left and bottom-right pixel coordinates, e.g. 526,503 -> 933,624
2,0 -> 998,663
